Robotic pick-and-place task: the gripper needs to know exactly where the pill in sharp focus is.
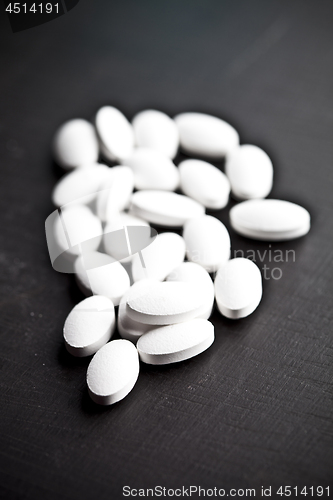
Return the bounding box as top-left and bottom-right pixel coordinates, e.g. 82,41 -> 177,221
229,199 -> 311,241
104,212 -> 149,263
130,190 -> 205,227
74,251 -> 130,306
121,147 -> 179,191
131,232 -> 185,282
63,295 -> 115,357
53,119 -> 99,170
132,110 -> 179,159
96,166 -> 134,222
87,339 -> 139,405
214,258 -> 262,319
137,319 -> 215,365
225,144 -> 273,200
174,112 -> 239,159
95,106 -> 134,162
183,215 -> 231,272
179,159 -> 230,209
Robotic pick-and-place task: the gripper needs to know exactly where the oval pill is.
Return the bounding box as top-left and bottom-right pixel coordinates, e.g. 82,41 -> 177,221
137,319 -> 214,365
95,106 -> 134,162
179,159 -> 230,209
87,339 -> 139,405
104,212 -> 149,263
214,258 -> 262,319
183,215 -> 231,272
63,295 -> 115,357
96,166 -> 134,222
132,110 -> 179,159
174,112 -> 239,159
230,199 -> 311,241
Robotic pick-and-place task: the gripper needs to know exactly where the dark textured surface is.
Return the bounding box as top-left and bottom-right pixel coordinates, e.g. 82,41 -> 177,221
0,1 -> 332,498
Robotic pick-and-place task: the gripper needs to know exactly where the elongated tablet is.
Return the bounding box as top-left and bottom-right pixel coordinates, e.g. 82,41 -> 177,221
230,199 -> 311,241
137,319 -> 214,365
96,166 -> 134,222
63,295 -> 115,357
131,190 -> 204,227
95,106 -> 134,162
87,339 -> 139,405
132,110 -> 179,159
214,258 -> 262,319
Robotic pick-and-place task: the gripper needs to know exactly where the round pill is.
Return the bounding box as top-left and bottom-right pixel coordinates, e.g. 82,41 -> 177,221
132,110 -> 179,159
121,148 -> 179,191
174,112 -> 239,159
95,106 -> 134,162
63,295 -> 115,357
179,159 -> 230,209
74,251 -> 130,306
137,319 -> 214,365
183,215 -> 231,272
53,119 -> 99,170
229,199 -> 311,241
87,339 -> 139,405
131,190 -> 205,227
96,166 -> 134,222
225,144 -> 273,200
214,258 -> 262,319
104,212 -> 149,263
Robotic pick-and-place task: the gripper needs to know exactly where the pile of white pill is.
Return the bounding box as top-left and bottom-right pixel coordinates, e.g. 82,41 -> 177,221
49,106 -> 311,405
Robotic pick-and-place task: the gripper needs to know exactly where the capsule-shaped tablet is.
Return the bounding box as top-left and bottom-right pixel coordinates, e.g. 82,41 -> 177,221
132,232 -> 185,282
179,159 -> 230,209
225,145 -> 273,200
132,110 -> 179,159
96,166 -> 134,222
230,199 -> 311,241
95,106 -> 134,162
137,319 -> 214,365
122,148 -> 179,191
131,190 -> 205,227
53,119 -> 99,170
63,295 -> 115,357
74,251 -> 130,306
214,258 -> 262,319
183,215 -> 230,272
174,112 -> 239,159
104,212 -> 149,263
87,339 -> 139,405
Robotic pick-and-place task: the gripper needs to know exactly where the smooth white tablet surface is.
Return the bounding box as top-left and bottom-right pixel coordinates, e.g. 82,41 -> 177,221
96,166 -> 134,222
131,232 -> 185,282
131,190 -> 205,227
137,319 -> 214,365
122,148 -> 179,191
230,199 -> 311,241
174,112 -> 239,159
214,258 -> 262,319
53,119 -> 99,170
87,339 -> 139,405
95,106 -> 134,162
104,212 -> 149,263
63,295 -> 115,357
225,144 -> 273,200
183,215 -> 231,272
132,110 -> 179,159
179,159 -> 230,209
74,251 -> 130,306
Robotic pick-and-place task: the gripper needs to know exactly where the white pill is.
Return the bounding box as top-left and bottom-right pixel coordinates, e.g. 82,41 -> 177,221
214,258 -> 262,319
132,110 -> 179,159
132,232 -> 185,282
230,199 -> 311,241
52,164 -> 110,207
131,190 -> 205,227
137,319 -> 214,365
166,262 -> 215,320
87,339 -> 139,405
126,280 -> 206,325
53,119 -> 99,170
122,148 -> 179,191
54,204 -> 103,258
74,251 -> 130,306
63,295 -> 115,357
95,106 -> 134,162
174,112 -> 239,159
96,166 -> 134,222
179,159 -> 230,209
104,212 -> 149,263
225,144 -> 273,200
183,215 -> 231,272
